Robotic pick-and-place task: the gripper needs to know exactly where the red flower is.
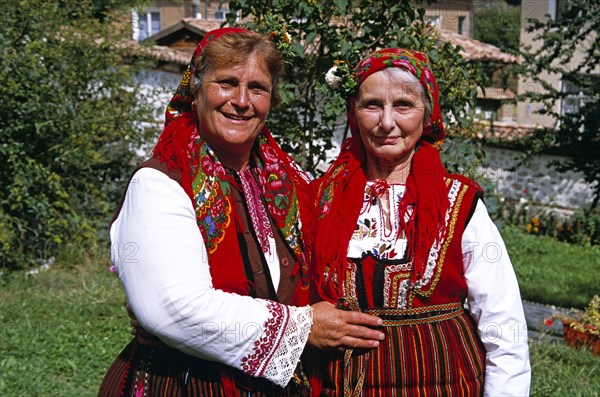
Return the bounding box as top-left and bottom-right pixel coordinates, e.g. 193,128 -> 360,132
267,178 -> 284,192
261,145 -> 280,163
201,157 -> 214,174
544,317 -> 554,327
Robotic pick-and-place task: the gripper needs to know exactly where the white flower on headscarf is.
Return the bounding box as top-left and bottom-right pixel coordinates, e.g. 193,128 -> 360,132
325,66 -> 342,90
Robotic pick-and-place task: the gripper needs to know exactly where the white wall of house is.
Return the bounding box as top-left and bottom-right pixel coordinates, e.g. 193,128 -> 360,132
133,68 -> 182,156
135,68 -> 181,120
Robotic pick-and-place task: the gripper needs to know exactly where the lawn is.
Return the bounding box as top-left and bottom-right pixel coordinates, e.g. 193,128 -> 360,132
1,226 -> 598,396
502,225 -> 600,309
0,259 -> 130,396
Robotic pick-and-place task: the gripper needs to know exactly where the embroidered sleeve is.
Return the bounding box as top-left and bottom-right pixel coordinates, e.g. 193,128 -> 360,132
111,168 -> 312,387
241,301 -> 313,387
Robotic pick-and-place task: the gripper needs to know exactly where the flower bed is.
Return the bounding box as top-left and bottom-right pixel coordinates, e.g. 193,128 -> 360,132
562,320 -> 600,356
546,295 -> 600,357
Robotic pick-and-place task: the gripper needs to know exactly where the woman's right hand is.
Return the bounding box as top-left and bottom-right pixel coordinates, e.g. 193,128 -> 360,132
307,301 -> 384,351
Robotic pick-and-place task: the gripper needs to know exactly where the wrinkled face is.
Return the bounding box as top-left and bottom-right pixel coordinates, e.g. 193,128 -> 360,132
195,52 -> 272,166
354,69 -> 426,166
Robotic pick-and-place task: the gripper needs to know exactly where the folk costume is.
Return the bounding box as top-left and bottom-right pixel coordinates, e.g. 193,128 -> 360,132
99,28 -> 313,397
309,49 -> 530,396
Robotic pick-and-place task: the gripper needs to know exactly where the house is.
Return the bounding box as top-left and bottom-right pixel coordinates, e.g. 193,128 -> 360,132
516,0 -> 597,128
477,0 -> 598,212
132,0 -> 230,41
424,0 -> 474,37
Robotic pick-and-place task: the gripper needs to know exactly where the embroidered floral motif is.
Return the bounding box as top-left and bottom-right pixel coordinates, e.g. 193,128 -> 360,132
190,140 -> 232,254
317,141 -> 351,219
255,139 -> 305,260
352,218 -> 378,240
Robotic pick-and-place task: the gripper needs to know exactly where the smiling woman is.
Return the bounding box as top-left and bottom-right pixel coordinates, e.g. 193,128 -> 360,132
97,28 -> 385,397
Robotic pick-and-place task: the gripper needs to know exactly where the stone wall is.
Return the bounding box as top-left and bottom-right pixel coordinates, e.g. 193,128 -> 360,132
479,145 -> 596,213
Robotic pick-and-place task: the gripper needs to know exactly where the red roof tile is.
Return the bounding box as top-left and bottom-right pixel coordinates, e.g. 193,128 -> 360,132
437,29 -> 518,64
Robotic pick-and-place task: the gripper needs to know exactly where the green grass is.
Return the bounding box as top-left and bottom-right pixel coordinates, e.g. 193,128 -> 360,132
501,225 -> 600,309
1,226 -> 599,396
529,338 -> 600,397
0,259 -> 130,396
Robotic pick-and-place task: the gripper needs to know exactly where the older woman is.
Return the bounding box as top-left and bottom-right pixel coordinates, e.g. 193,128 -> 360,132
309,49 -> 531,396
98,28 -> 383,397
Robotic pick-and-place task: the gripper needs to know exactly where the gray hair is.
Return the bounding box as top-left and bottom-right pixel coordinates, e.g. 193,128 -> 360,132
380,67 -> 432,126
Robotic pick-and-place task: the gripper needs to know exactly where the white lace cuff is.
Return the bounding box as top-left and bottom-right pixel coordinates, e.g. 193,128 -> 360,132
240,301 -> 313,388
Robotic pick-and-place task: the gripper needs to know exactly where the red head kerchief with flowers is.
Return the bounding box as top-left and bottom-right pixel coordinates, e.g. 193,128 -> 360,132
153,28 -> 311,303
312,48 -> 457,303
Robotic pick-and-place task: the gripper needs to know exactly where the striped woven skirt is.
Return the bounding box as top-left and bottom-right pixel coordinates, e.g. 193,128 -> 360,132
309,302 -> 486,397
98,334 -> 310,397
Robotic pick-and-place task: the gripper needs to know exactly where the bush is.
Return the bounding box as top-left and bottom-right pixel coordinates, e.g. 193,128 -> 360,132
0,0 -> 157,270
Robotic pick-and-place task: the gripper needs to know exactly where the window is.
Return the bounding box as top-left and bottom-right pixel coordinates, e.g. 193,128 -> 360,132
138,11 -> 161,41
214,7 -> 229,20
549,0 -> 568,21
556,0 -> 567,20
561,80 -> 586,116
425,15 -> 442,28
458,16 -> 466,35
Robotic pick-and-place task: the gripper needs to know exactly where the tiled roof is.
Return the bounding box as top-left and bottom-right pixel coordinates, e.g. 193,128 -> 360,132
122,40 -> 193,65
437,29 -> 519,64
182,18 -> 224,32
477,120 -> 537,141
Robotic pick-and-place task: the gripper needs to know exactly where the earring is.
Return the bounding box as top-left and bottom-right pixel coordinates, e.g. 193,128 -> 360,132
192,101 -> 197,111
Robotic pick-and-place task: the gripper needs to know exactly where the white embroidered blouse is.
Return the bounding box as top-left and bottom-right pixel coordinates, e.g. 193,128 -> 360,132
110,167 -> 312,388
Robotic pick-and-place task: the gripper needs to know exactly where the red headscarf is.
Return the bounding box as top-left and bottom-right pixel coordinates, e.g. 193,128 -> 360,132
312,48 -> 451,302
152,28 -> 311,302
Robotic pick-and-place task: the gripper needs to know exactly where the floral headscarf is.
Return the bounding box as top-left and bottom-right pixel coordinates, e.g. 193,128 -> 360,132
312,48 -> 451,302
152,28 -> 311,301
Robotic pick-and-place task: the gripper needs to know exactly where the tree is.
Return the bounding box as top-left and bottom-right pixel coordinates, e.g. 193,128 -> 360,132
473,1 -> 521,55
517,0 -> 600,207
226,0 -> 486,175
0,0 -> 157,269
